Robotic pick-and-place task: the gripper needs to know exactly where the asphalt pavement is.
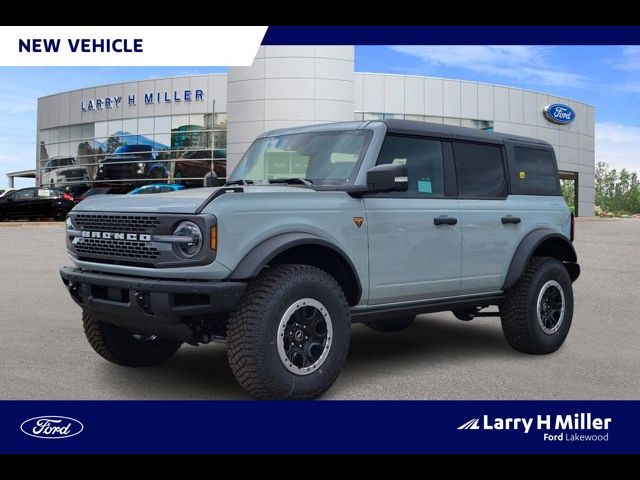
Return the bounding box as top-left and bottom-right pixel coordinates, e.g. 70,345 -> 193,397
0,218 -> 638,399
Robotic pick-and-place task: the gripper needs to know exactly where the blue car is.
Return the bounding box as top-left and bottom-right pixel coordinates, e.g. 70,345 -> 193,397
128,184 -> 185,195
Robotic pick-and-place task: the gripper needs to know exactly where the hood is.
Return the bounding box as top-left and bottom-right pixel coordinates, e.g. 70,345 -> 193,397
56,165 -> 87,173
73,185 -> 314,214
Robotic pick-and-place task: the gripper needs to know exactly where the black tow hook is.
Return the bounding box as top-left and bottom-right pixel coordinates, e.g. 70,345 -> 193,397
134,291 -> 153,315
69,282 -> 83,302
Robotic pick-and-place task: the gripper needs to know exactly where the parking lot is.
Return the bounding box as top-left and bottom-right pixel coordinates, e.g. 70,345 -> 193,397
0,218 -> 638,400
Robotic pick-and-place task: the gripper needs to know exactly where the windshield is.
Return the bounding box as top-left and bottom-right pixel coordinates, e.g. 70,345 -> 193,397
229,130 -> 371,186
111,145 -> 154,159
58,158 -> 75,167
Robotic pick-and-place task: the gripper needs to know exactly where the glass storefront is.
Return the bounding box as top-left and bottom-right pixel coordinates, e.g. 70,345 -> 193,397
354,112 -> 494,131
37,113 -> 227,192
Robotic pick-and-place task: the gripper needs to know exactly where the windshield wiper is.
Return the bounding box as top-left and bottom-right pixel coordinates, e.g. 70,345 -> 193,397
268,178 -> 314,185
225,179 -> 255,186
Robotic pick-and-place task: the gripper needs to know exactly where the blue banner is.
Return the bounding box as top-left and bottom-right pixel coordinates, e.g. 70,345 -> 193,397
262,26 -> 640,45
1,401 -> 637,453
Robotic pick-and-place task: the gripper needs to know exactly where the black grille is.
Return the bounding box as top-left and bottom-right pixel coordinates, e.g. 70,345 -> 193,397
63,169 -> 85,177
74,238 -> 160,260
74,214 -> 161,233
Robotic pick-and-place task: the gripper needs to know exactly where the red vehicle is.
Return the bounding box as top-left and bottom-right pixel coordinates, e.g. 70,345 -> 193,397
173,149 -> 227,187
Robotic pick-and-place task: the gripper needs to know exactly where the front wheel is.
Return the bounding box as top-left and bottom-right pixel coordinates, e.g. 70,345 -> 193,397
227,264 -> 351,399
500,257 -> 574,354
52,208 -> 68,222
82,312 -> 182,367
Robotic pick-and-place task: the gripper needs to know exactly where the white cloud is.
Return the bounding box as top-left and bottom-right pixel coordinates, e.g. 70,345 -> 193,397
596,122 -> 640,172
613,46 -> 640,71
388,46 -> 587,88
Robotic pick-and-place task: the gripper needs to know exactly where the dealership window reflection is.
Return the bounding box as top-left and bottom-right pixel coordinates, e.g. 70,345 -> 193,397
37,114 -> 227,190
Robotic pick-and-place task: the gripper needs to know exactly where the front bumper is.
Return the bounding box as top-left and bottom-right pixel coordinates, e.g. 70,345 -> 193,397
60,267 -> 246,342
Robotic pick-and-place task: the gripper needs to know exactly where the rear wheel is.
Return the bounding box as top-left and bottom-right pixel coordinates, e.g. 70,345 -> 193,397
82,312 -> 182,367
500,257 -> 573,354
365,316 -> 415,333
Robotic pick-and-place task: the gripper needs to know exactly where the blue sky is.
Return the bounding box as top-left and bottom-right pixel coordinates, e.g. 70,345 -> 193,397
2,46 -> 640,187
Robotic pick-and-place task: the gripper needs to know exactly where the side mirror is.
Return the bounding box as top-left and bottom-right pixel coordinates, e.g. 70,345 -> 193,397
366,164 -> 408,193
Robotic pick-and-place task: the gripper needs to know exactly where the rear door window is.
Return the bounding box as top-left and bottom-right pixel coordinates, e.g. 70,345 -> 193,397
511,146 -> 561,195
37,189 -> 58,197
453,142 -> 508,198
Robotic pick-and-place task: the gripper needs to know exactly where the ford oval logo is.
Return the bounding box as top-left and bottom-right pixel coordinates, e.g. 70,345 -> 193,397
20,416 -> 84,439
543,103 -> 576,124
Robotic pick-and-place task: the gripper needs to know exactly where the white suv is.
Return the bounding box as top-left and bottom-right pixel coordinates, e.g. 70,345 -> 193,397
41,157 -> 90,188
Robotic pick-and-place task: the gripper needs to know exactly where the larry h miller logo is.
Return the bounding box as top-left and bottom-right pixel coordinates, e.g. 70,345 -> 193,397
457,413 -> 611,443
20,416 -> 84,439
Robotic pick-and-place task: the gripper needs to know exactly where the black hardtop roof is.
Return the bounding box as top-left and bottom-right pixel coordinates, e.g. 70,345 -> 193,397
382,119 -> 551,148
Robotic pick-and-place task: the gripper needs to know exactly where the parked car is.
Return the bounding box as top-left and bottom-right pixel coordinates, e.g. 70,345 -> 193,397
41,157 -> 90,188
173,148 -> 226,187
128,184 -> 185,195
75,187 -> 124,202
1,187 -> 75,221
95,145 -> 168,184
0,187 -> 18,198
62,120 -> 580,400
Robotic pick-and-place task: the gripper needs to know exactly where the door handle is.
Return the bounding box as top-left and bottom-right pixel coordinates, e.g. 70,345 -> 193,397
501,215 -> 521,225
434,215 -> 457,226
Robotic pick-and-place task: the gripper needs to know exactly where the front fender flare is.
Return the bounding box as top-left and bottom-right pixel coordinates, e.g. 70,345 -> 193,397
228,232 -> 362,300
502,229 -> 579,290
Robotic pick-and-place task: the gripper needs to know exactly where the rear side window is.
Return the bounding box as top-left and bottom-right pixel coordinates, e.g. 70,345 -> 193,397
37,189 -> 58,198
512,147 -> 561,195
453,142 -> 507,198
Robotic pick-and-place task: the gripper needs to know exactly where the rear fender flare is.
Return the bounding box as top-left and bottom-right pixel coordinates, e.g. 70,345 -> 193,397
502,229 -> 578,290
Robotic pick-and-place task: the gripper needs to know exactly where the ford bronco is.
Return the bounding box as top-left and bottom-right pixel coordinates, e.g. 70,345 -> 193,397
61,120 -> 580,399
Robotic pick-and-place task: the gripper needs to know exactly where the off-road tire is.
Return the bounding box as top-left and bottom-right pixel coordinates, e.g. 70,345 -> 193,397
82,311 -> 182,367
365,316 -> 415,332
227,264 -> 351,400
501,256 -> 573,354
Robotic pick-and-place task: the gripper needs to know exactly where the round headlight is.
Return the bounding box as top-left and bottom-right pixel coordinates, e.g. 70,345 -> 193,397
173,221 -> 203,258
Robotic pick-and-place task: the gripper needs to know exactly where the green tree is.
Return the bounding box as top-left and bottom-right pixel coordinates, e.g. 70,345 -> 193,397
594,161 -> 640,215
560,179 -> 575,213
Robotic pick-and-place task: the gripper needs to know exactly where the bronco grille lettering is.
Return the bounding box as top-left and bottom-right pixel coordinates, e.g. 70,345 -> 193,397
81,231 -> 151,242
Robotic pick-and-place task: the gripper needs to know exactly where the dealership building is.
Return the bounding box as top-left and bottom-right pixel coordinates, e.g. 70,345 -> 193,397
30,46 -> 595,215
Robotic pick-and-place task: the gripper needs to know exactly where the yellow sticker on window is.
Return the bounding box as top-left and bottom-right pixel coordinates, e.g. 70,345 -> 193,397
519,171 -> 526,179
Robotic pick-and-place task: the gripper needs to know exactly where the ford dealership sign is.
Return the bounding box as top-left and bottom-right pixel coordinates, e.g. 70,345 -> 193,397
543,104 -> 576,124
